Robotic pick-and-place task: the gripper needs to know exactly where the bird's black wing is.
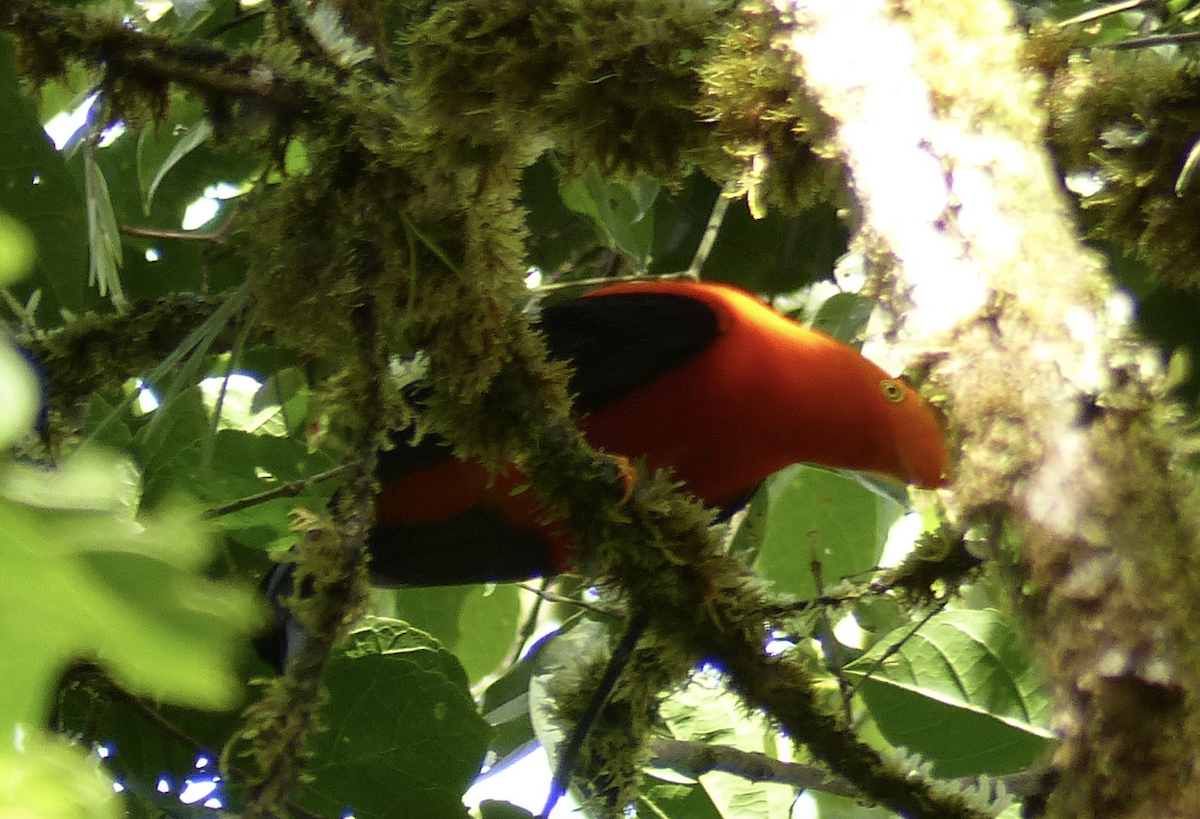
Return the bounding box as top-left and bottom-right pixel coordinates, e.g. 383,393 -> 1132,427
377,289 -> 722,477
538,289 -> 721,414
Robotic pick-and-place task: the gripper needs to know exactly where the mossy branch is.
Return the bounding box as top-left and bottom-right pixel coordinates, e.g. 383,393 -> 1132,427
24,294 -> 242,412
785,1 -> 1200,816
1,0 -> 317,117
1037,38 -> 1200,290
648,737 -> 1048,800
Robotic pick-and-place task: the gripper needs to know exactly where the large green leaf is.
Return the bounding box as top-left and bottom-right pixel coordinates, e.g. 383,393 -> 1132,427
809,292 -> 876,347
2,510 -> 259,721
298,618 -> 491,819
844,609 -> 1053,777
682,198 -> 848,294
658,674 -> 795,819
391,584 -> 475,650
0,451 -> 262,727
479,801 -> 536,819
479,625 -> 563,761
749,465 -> 903,601
520,156 -> 599,274
639,776 -> 724,819
456,583 -> 524,685
124,384 -> 338,540
0,209 -> 35,285
648,172 -> 721,273
528,615 -> 623,786
55,681 -> 246,818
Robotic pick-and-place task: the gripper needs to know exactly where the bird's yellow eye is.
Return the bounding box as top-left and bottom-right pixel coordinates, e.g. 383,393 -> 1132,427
880,379 -> 906,403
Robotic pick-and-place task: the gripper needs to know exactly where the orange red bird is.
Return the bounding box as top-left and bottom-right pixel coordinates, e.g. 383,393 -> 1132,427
365,279 -> 947,588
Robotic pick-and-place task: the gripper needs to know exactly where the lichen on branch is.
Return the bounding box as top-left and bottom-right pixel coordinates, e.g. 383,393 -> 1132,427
1036,34 -> 1200,291
781,0 -> 1200,816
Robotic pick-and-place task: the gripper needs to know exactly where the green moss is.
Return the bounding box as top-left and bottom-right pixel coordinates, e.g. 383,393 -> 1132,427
884,525 -> 984,606
401,0 -> 732,179
698,0 -> 844,214
1045,48 -> 1200,289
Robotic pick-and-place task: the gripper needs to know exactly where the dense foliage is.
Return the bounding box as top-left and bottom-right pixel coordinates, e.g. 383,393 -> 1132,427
4,1 -> 1200,818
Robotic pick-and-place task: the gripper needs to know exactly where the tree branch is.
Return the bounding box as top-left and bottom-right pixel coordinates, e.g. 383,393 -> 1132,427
203,465 -> 352,519
783,0 -> 1200,815
647,738 -> 1048,802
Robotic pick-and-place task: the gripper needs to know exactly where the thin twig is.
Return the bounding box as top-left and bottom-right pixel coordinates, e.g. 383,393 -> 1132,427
646,737 -> 1050,799
1055,0 -> 1155,29
1100,31 -> 1200,49
807,530 -> 854,724
515,582 -> 624,620
119,223 -> 232,243
845,601 -> 946,701
502,579 -> 549,670
121,197 -> 246,294
684,180 -> 737,279
532,271 -> 700,294
203,464 -> 353,519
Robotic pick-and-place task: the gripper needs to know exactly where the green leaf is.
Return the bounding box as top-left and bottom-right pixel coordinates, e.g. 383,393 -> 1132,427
131,386 -> 211,505
170,0 -> 217,28
844,609 -> 1053,777
0,449 -> 262,725
3,448 -> 140,515
675,199 -> 848,293
808,790 -> 902,819
560,167 -> 658,268
85,106 -> 259,302
83,394 -> 134,451
750,466 -> 903,600
284,138 -> 310,175
84,150 -> 126,307
210,430 -> 338,496
252,367 -> 309,435
0,733 -> 122,819
529,616 -> 619,777
810,292 -> 875,346
139,118 -> 213,214
648,172 -> 721,273
659,674 -> 795,819
456,584 -> 523,684
124,387 -> 338,546
391,584 -> 475,649
480,626 -> 562,760
640,776 -> 724,819
200,372 -> 287,436
0,209 -> 35,284
55,678 -> 245,807
131,376 -> 336,524
0,339 -> 42,449
520,157 -> 598,274
299,618 -> 491,819
479,800 -> 536,819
